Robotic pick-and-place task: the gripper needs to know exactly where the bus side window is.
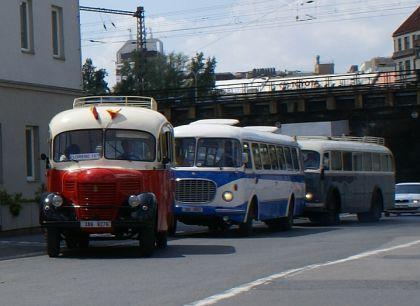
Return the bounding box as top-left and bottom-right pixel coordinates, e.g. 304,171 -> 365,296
276,146 -> 286,170
343,151 -> 352,171
323,152 -> 330,170
331,151 -> 342,171
251,143 -> 262,170
291,148 -> 300,171
353,152 -> 363,171
242,142 -> 252,169
269,145 -> 279,170
283,147 -> 293,170
260,144 -> 272,170
372,153 -> 380,171
380,154 -> 388,172
387,154 -> 394,172
363,152 -> 372,171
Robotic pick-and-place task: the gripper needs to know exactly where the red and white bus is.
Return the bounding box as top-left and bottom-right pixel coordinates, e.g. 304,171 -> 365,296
39,96 -> 174,257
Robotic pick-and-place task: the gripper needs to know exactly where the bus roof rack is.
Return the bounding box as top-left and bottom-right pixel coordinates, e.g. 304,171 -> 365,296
296,135 -> 385,145
189,119 -> 239,126
73,96 -> 157,111
243,126 -> 281,134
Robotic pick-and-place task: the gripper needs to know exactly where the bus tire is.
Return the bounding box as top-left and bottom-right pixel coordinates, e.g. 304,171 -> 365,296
319,190 -> 340,226
357,190 -> 383,223
156,231 -> 168,249
65,234 -> 78,249
139,228 -> 156,257
46,228 -> 61,258
78,234 -> 90,249
238,201 -> 255,237
279,199 -> 295,231
168,217 -> 177,236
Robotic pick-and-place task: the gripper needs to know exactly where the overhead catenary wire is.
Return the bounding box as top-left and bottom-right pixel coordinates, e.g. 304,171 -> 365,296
81,2 -> 417,47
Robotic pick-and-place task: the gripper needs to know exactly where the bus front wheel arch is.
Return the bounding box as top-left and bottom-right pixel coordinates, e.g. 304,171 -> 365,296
238,197 -> 257,237
309,189 -> 340,225
357,188 -> 383,223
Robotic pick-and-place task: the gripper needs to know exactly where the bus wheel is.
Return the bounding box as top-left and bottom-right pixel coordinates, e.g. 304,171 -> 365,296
65,235 -> 78,249
46,228 -> 61,258
139,228 -> 156,257
78,234 -> 90,249
168,217 -> 177,237
280,200 -> 294,231
357,190 -> 383,223
156,231 -> 168,249
238,203 -> 254,237
318,192 -> 340,226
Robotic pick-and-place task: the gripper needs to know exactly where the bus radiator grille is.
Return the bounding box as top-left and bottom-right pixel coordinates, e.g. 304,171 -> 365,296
175,179 -> 216,203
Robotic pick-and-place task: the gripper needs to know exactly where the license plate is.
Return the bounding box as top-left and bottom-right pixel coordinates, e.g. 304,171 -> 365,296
182,207 -> 203,213
80,220 -> 112,228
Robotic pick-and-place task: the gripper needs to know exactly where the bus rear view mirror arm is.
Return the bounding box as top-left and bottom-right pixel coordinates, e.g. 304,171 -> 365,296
40,153 -> 51,169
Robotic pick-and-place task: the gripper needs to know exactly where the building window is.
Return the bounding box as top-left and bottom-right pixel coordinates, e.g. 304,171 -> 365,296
25,126 -> 39,181
51,6 -> 64,58
398,62 -> 403,72
405,60 -> 411,74
404,36 -> 411,49
397,38 -> 402,51
20,0 -> 33,52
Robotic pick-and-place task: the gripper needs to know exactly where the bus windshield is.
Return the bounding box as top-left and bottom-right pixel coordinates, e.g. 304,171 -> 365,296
53,129 -> 102,162
175,137 -> 196,166
396,184 -> 420,194
175,137 -> 242,167
53,129 -> 156,162
302,150 -> 321,170
196,138 -> 241,167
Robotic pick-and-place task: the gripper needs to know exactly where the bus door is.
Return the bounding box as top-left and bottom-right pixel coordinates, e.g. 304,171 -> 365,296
242,142 -> 256,204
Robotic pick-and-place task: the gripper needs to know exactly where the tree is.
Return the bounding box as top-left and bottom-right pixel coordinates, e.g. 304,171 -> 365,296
113,51 -> 216,101
82,58 -> 109,95
186,52 -> 217,98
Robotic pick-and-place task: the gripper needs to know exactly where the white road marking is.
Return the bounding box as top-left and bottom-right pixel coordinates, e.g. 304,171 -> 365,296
185,239 -> 420,306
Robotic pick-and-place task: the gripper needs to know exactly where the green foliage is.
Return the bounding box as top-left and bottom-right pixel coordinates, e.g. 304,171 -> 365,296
0,184 -> 45,217
82,58 -> 109,95
113,50 -> 216,99
0,189 -> 23,217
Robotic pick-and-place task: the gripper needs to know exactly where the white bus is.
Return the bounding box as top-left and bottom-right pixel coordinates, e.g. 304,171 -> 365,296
298,137 -> 395,224
172,119 -> 305,235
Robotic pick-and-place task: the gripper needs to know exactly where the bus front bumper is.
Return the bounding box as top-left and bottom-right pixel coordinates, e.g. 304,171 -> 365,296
174,202 -> 247,224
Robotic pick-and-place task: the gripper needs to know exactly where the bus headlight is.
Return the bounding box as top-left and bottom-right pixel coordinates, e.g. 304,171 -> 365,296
305,192 -> 314,201
128,195 -> 141,208
52,195 -> 63,207
222,191 -> 234,202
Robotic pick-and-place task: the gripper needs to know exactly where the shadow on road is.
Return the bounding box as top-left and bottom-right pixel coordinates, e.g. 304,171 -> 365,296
59,243 -> 236,259
171,224 -> 340,240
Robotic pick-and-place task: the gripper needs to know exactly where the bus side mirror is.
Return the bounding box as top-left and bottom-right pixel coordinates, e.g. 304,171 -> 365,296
320,167 -> 325,180
40,153 -> 51,169
242,153 -> 249,165
162,156 -> 170,166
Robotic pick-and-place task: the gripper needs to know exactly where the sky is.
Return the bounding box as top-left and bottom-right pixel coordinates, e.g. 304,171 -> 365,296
79,0 -> 420,87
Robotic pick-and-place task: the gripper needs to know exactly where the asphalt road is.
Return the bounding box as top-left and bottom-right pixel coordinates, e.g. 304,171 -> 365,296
1,215 -> 420,306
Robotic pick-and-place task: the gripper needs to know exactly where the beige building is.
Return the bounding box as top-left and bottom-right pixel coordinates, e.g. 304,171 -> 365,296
392,6 -> 420,80
0,0 -> 82,213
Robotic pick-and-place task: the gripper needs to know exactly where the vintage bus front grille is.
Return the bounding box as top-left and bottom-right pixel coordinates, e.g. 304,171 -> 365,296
175,179 -> 217,203
119,180 -> 141,196
78,183 -> 117,205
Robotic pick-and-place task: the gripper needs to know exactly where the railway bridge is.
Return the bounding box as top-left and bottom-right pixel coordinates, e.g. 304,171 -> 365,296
155,71 -> 420,181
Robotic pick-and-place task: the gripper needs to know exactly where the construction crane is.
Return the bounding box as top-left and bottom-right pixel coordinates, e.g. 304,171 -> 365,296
79,6 -> 146,52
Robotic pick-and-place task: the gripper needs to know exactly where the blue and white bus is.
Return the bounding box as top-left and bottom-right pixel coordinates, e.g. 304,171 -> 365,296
172,119 -> 305,235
